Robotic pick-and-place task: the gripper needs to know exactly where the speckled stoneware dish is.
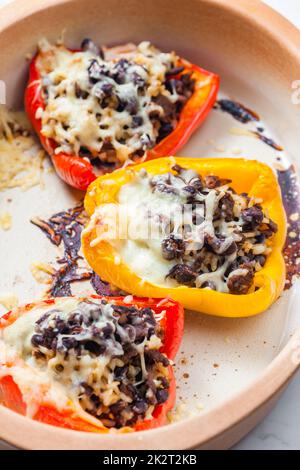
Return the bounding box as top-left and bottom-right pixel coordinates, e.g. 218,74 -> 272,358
0,0 -> 300,450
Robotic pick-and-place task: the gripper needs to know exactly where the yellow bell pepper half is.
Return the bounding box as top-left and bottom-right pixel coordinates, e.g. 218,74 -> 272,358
82,157 -> 286,317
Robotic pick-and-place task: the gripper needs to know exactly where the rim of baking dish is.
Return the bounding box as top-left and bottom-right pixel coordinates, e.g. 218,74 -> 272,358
0,0 -> 300,450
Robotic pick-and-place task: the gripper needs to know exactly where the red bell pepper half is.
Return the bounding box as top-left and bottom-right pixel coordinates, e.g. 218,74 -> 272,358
25,50 -> 219,191
0,295 -> 184,433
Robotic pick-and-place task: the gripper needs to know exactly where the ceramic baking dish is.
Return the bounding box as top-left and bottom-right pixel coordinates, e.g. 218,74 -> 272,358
0,0 -> 300,450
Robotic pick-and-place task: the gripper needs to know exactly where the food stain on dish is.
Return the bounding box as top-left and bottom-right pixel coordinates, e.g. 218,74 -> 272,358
277,166 -> 300,289
215,99 -> 259,123
215,98 -> 283,151
253,131 -> 283,151
31,203 -> 121,297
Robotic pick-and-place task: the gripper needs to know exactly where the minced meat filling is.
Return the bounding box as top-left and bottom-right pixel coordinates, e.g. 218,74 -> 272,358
36,39 -> 195,165
30,299 -> 169,428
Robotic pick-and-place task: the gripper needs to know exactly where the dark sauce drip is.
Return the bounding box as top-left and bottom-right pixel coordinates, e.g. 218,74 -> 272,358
215,99 -> 259,123
277,166 -> 300,289
253,131 -> 283,151
215,99 -> 283,151
31,203 -> 121,297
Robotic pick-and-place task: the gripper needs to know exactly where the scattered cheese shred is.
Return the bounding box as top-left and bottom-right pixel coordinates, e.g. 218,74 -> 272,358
0,106 -> 46,191
0,211 -> 12,230
0,292 -> 19,311
30,262 -> 55,284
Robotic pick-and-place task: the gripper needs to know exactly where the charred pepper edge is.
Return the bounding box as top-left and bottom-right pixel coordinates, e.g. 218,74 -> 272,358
25,49 -> 219,191
82,157 -> 287,318
0,295 -> 183,433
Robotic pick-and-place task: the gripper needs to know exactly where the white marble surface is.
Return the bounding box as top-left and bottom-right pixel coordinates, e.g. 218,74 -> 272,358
0,0 -> 299,451
233,0 -> 300,450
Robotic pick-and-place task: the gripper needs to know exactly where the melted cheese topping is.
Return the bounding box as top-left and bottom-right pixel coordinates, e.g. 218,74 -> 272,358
0,298 -> 78,416
37,40 -> 179,162
0,297 -> 165,428
88,168 -> 272,292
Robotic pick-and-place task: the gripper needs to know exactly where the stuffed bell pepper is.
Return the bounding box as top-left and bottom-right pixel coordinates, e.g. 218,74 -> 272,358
82,157 -> 286,317
0,295 -> 183,432
25,38 -> 219,190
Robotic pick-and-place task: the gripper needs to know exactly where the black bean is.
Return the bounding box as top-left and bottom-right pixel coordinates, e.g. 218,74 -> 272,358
158,122 -> 173,140
102,323 -> 114,338
153,94 -> 176,119
124,324 -> 136,342
80,382 -> 94,397
167,263 -> 197,286
190,177 -> 203,192
156,389 -> 169,404
204,175 -> 221,189
90,393 -> 101,407
79,146 -> 92,159
255,254 -> 266,267
124,96 -> 139,115
145,349 -> 169,367
74,82 -> 89,99
152,182 -> 178,196
35,312 -> 50,325
132,400 -> 148,414
68,312 -> 84,327
120,383 -> 136,400
51,337 -> 58,351
157,376 -> 169,388
180,72 -> 195,91
55,317 -> 68,334
219,193 -> 234,221
62,337 -> 78,351
81,38 -> 104,59
31,334 -> 44,348
131,72 -> 146,88
204,175 -> 231,189
227,263 -> 254,294
238,255 -> 254,264
255,233 -> 266,244
140,133 -> 153,149
83,340 -> 106,356
165,78 -> 183,95
171,164 -> 185,174
267,219 -> 278,233
182,185 -> 197,197
241,205 -> 264,228
161,235 -> 185,260
113,69 -> 126,85
206,235 -> 237,256
93,82 -> 114,100
110,400 -> 128,415
132,115 -> 143,128
113,304 -> 135,315
114,365 -> 129,380
166,66 -> 185,76
200,280 -> 217,290
88,59 -> 108,82
115,58 -> 130,71
112,60 -> 129,84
